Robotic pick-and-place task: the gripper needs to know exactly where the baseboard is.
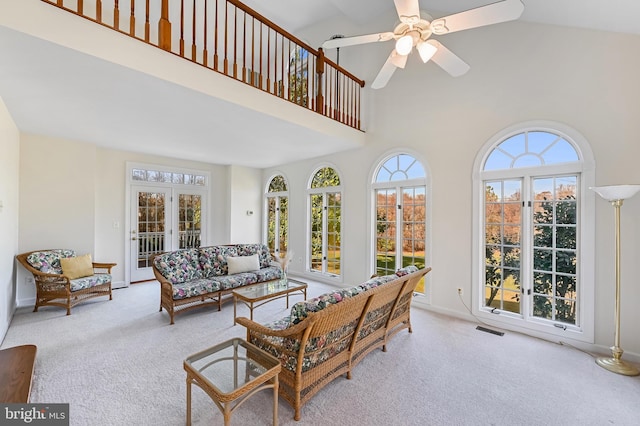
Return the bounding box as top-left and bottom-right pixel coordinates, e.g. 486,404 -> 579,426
112,281 -> 128,289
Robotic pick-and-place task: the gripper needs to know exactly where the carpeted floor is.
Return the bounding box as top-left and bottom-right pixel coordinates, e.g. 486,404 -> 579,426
2,280 -> 639,425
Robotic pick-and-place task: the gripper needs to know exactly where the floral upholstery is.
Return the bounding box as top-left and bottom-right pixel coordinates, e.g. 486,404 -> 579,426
26,249 -> 76,274
70,273 -> 112,292
212,272 -> 258,290
172,278 -> 221,300
153,249 -> 202,284
253,319 -> 360,373
236,243 -> 272,268
289,272 -> 400,325
396,265 -> 419,276
199,245 -> 238,277
254,266 -> 282,282
154,244 -> 282,302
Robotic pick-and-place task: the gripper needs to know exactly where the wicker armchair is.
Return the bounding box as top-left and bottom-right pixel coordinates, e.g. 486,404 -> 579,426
16,249 -> 116,315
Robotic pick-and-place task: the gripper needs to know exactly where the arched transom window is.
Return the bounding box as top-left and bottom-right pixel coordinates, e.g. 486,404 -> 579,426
373,154 -> 428,292
265,175 -> 288,257
308,167 -> 342,277
474,126 -> 595,342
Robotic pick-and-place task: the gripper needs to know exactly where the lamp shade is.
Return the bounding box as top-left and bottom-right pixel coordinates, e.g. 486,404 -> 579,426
416,40 -> 438,63
590,185 -> 640,201
395,35 -> 413,55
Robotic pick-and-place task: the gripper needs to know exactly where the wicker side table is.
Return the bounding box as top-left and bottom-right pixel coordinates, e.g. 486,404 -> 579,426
184,338 -> 281,425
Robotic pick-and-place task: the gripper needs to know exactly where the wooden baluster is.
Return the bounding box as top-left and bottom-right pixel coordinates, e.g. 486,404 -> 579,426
250,17 -> 255,83
97,0 -> 102,22
242,12 -> 246,82
214,0 -> 219,71
315,48 -> 323,113
179,0 -> 185,56
223,1 -> 228,75
232,5 -> 237,78
145,0 -> 150,42
158,0 -> 171,51
258,24 -> 263,89
192,0 -> 197,61
114,0 -> 120,31
268,29 -> 273,93
203,0 -> 208,67
56,0 -> 63,6
280,37 -> 285,98
130,0 -> 135,37
78,0 -> 83,14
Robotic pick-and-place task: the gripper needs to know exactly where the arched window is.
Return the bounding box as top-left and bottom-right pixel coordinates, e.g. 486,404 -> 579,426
473,124 -> 595,342
372,153 -> 428,292
308,167 -> 342,277
265,175 -> 288,257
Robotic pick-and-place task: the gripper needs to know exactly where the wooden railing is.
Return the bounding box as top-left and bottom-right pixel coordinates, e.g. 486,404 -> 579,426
42,0 -> 365,130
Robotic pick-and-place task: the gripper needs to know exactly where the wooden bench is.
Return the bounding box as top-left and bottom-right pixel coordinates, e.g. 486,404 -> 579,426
0,344 -> 37,403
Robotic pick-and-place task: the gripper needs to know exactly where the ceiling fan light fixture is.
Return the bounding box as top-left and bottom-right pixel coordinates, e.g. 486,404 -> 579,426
417,41 -> 438,63
395,35 -> 413,55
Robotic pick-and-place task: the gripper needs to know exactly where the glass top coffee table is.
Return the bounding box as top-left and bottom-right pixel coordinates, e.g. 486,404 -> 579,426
232,278 -> 307,325
184,337 -> 281,425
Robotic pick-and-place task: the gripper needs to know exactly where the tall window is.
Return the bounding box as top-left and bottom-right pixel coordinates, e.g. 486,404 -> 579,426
309,167 -> 341,277
373,154 -> 428,292
474,126 -> 595,341
265,175 -> 288,257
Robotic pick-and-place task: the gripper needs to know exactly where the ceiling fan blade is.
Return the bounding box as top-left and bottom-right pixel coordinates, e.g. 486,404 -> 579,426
371,50 -> 406,89
322,32 -> 394,49
394,0 -> 421,24
431,0 -> 524,35
428,41 -> 470,77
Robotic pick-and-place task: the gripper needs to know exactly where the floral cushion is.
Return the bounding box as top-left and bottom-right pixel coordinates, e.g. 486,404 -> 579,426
212,272 -> 258,290
171,278 -> 221,300
254,266 -> 282,282
199,245 -> 238,277
289,286 -> 364,325
236,243 -> 272,268
70,273 -> 111,292
153,249 -> 202,284
27,249 -> 76,274
252,319 -> 359,373
396,265 -> 419,276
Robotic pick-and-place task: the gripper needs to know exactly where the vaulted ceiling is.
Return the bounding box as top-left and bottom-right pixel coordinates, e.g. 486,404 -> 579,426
1,1 -> 638,168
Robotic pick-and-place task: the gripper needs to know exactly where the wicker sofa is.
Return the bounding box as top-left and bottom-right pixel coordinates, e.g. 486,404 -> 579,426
236,265 -> 431,421
151,243 -> 282,324
16,249 -> 116,315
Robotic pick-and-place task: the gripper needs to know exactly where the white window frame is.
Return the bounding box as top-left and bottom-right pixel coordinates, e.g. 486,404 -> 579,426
369,150 -> 432,303
263,173 -> 289,257
472,121 -> 596,343
306,165 -> 343,280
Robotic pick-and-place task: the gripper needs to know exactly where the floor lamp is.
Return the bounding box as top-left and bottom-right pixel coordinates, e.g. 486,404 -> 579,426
591,184 -> 640,376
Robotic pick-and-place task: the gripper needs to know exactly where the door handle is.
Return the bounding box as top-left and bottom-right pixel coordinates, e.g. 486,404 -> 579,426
132,237 -> 137,241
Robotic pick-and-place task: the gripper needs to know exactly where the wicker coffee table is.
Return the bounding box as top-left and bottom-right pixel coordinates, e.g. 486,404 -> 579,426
184,338 -> 281,426
232,278 -> 307,325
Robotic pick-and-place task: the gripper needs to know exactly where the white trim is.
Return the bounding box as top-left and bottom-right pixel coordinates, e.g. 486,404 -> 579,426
306,164 -> 343,281
471,121 -> 596,343
368,149 -> 432,304
125,162 -> 210,286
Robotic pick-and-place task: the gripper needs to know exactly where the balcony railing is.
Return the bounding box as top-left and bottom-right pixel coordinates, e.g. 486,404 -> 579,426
43,0 -> 365,130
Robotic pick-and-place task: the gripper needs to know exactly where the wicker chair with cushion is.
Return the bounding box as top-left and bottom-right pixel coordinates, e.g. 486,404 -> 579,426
16,249 -> 116,315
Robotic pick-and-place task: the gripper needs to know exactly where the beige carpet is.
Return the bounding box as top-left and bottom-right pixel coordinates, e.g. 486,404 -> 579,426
2,280 -> 639,425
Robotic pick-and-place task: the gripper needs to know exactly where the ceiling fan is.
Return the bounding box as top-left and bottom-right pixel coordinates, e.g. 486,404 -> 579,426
322,0 -> 524,89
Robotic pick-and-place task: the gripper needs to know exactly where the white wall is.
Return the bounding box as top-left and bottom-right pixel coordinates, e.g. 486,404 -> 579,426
267,20 -> 640,357
0,96 -> 20,343
17,134 -> 238,304
228,166 -> 262,244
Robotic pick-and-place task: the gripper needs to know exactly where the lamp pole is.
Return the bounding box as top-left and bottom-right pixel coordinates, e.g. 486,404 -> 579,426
591,185 -> 640,376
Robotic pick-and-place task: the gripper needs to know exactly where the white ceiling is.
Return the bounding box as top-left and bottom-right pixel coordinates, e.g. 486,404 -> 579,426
244,0 -> 640,36
1,0 -> 639,168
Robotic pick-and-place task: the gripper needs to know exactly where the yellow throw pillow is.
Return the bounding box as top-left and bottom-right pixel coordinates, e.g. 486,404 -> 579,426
60,254 -> 94,279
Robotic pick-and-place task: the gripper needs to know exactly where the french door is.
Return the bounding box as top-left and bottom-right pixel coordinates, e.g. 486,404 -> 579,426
130,186 -> 204,282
